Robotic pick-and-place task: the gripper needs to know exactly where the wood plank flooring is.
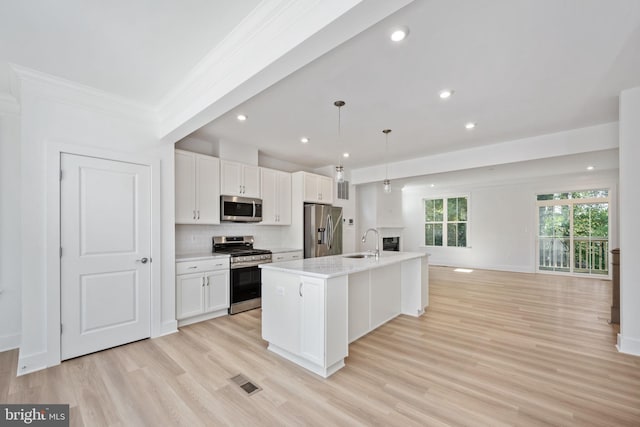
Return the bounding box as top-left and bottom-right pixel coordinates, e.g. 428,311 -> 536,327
2,266 -> 639,426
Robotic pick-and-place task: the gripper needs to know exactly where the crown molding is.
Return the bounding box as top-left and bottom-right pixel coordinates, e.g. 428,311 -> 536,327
10,63 -> 157,125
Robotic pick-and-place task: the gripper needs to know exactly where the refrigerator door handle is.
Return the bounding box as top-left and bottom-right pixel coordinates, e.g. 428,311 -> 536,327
327,215 -> 333,249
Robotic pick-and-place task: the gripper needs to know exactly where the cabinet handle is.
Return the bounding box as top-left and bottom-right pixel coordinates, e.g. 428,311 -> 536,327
197,210 -> 200,220
188,266 -> 197,269
193,210 -> 196,220
205,277 -> 209,286
201,277 -> 205,287
299,283 -> 303,297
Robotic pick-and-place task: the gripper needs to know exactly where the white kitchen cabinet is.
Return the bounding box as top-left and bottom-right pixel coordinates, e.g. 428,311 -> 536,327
272,250 -> 302,263
220,160 -> 260,198
300,172 -> 334,204
262,269 -> 348,377
260,168 -> 291,225
175,150 -> 220,224
176,258 -> 230,326
299,276 -> 325,365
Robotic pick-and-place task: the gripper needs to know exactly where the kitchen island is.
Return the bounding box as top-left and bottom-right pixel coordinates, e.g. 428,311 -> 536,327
260,251 -> 429,378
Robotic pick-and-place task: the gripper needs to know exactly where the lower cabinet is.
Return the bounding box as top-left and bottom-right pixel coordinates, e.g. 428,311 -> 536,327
299,276 -> 324,365
176,259 -> 230,326
262,270 -> 347,377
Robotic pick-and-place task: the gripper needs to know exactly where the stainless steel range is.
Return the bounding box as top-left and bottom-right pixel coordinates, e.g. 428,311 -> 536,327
212,236 -> 271,314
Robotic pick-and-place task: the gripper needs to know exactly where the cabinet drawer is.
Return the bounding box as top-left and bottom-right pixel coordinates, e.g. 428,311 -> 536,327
176,258 -> 229,275
272,251 -> 303,263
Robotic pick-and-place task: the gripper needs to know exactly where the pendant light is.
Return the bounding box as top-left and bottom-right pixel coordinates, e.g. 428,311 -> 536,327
334,100 -> 346,183
382,129 -> 392,193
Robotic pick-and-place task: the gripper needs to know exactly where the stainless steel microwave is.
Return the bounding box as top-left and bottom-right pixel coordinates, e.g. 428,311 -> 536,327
220,195 -> 262,222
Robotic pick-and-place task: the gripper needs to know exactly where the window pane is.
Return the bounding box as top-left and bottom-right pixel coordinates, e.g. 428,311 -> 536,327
458,197 -> 468,221
447,223 -> 456,246
434,224 -> 443,246
425,224 -> 443,246
425,199 -> 444,222
447,198 -> 457,221
458,223 -> 467,247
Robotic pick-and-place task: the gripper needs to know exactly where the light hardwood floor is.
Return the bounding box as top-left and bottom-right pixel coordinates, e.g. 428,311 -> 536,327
2,266 -> 639,426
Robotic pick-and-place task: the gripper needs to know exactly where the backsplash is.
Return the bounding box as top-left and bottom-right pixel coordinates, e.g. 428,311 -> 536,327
176,224 -> 288,254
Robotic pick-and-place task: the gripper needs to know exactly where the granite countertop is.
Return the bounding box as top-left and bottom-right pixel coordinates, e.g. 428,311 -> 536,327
176,252 -> 230,262
259,251 -> 427,279
267,247 -> 304,254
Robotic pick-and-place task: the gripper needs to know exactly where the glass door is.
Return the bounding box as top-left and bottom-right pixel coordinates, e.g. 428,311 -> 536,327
538,205 -> 571,272
536,189 -> 610,276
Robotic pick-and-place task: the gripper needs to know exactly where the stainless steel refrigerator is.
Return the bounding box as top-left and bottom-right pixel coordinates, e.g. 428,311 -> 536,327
304,204 -> 343,258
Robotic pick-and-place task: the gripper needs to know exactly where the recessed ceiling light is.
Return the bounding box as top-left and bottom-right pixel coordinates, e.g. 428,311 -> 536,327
237,114 -> 247,121
439,89 -> 454,99
390,26 -> 409,42
343,152 -> 350,158
430,184 -> 435,188
587,165 -> 595,170
465,122 -> 476,130
300,137 -> 309,143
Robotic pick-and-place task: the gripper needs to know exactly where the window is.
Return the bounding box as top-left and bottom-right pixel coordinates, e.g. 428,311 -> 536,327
536,189 -> 609,276
424,196 -> 468,247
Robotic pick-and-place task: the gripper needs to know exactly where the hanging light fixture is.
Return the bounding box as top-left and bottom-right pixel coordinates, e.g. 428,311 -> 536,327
382,129 -> 392,193
334,100 -> 346,183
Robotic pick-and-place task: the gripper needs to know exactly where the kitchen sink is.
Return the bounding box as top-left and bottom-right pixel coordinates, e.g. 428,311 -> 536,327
343,253 -> 375,259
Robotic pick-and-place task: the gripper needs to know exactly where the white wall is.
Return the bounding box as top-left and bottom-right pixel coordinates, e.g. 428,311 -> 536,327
0,97 -> 21,351
618,86 -> 640,356
13,67 -> 177,374
400,169 -> 618,272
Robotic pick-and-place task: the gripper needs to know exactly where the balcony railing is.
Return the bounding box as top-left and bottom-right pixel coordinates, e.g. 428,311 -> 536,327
539,237 -> 609,275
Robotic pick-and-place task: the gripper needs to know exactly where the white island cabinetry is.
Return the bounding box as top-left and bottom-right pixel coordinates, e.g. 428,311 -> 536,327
261,252 -> 428,377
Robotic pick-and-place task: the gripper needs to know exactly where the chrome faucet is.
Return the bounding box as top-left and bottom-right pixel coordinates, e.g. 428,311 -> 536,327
361,228 -> 380,259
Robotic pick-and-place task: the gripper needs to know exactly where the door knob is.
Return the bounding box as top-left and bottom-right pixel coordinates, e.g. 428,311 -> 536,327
137,257 -> 149,264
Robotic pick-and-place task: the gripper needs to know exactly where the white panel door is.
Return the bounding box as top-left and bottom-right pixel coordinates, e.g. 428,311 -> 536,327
61,153 -> 151,360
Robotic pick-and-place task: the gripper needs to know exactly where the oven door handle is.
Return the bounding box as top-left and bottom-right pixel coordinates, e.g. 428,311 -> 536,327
252,200 -> 256,218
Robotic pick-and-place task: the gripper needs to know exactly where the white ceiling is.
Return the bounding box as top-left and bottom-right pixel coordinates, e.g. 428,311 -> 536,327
195,0 -> 640,170
1,1 -> 639,174
0,0 -> 261,105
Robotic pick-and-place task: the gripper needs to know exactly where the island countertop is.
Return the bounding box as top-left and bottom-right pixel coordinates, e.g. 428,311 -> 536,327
259,251 -> 427,279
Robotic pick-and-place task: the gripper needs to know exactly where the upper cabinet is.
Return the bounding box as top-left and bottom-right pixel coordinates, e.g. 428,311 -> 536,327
175,150 -> 220,224
260,168 -> 292,225
299,172 -> 334,204
220,160 -> 260,198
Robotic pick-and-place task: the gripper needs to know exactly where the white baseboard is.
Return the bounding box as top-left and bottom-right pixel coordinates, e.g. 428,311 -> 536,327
17,351 -> 49,376
617,333 -> 640,356
0,334 -> 20,352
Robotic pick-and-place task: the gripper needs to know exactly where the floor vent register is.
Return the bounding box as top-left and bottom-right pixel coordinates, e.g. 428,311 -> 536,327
230,374 -> 262,396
